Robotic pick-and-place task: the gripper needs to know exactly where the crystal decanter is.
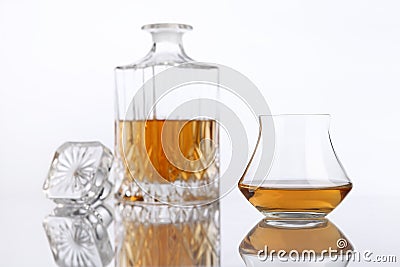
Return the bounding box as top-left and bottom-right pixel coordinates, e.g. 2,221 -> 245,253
114,23 -> 220,205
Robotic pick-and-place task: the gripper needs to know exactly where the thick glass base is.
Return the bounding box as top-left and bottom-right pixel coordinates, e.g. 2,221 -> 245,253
262,211 -> 327,219
261,211 -> 328,228
263,218 -> 327,229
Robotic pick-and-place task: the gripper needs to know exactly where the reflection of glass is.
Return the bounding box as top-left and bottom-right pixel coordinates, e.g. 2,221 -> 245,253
115,202 -> 220,267
239,218 -> 353,266
114,23 -> 220,204
239,115 -> 352,220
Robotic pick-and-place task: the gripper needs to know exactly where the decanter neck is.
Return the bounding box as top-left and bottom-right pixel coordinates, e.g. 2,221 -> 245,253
151,37 -> 185,55
151,30 -> 183,44
142,23 -> 193,63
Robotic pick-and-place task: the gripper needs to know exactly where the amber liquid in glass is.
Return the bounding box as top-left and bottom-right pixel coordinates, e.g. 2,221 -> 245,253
116,119 -> 218,201
239,180 -> 352,216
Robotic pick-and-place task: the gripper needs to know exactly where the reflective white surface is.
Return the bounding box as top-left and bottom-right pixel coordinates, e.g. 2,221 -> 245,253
2,0 -> 400,266
0,189 -> 399,266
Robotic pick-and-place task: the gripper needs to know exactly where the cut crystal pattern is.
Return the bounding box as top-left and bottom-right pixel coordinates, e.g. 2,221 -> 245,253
43,142 -> 113,204
43,205 -> 113,267
115,202 -> 220,267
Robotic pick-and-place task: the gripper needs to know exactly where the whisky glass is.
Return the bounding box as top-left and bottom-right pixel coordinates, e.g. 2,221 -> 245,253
239,114 -> 352,220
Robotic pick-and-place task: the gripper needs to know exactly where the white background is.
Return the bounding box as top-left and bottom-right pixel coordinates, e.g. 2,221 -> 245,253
1,0 -> 400,266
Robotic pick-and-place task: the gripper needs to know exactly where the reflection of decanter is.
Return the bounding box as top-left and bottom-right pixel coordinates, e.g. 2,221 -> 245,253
115,202 -> 220,267
114,23 -> 220,204
239,115 -> 352,220
239,219 -> 353,267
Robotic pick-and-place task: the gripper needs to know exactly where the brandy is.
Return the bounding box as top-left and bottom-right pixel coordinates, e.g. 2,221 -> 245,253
239,180 -> 352,217
116,119 -> 219,202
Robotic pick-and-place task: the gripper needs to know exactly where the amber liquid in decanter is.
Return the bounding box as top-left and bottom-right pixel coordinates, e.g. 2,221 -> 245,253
117,119 -> 218,202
